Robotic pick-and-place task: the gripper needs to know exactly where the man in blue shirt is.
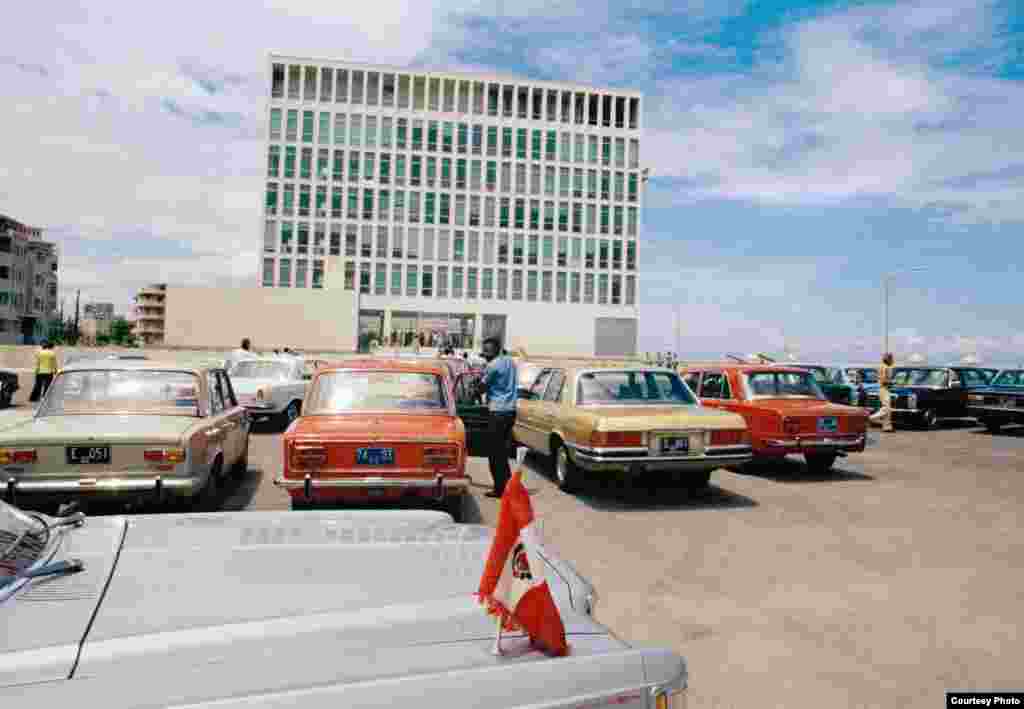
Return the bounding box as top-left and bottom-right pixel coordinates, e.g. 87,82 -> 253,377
479,336 -> 518,497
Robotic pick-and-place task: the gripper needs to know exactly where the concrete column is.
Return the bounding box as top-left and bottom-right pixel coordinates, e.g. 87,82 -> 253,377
473,311 -> 483,352
383,309 -> 393,347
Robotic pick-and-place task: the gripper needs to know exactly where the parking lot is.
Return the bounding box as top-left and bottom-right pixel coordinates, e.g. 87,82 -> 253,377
224,421 -> 1024,709
5,402 -> 1022,708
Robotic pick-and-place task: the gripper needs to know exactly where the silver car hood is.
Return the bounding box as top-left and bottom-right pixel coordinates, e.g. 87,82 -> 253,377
229,377 -> 282,396
2,511 -> 639,708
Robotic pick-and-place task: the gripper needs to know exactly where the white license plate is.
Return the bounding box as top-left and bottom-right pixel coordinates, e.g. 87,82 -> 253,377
659,436 -> 690,454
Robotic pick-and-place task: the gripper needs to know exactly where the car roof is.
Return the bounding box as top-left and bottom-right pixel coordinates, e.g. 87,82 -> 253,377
318,358 -> 447,376
62,360 -> 206,374
680,363 -> 811,373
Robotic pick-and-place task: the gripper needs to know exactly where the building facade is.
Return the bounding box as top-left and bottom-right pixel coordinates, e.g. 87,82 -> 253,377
261,55 -> 642,355
0,214 -> 59,344
133,283 -> 166,345
84,302 -> 115,321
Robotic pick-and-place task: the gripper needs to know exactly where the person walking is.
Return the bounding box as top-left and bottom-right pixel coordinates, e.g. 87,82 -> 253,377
224,338 -> 254,371
478,337 -> 518,498
29,341 -> 58,403
870,353 -> 896,432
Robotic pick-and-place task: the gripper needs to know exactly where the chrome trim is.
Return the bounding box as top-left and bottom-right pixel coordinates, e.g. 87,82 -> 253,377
0,476 -> 200,493
764,435 -> 865,450
968,405 -> 1024,413
705,444 -> 753,455
274,476 -> 470,490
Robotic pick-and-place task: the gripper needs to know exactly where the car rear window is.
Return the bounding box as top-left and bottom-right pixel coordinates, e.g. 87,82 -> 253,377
306,371 -> 448,413
992,370 -> 1024,387
39,370 -> 201,416
576,370 -> 695,405
745,371 -> 825,398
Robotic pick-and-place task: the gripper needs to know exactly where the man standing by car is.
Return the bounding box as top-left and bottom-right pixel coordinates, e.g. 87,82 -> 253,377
870,353 -> 896,432
224,338 -> 255,372
478,337 -> 518,498
29,341 -> 57,403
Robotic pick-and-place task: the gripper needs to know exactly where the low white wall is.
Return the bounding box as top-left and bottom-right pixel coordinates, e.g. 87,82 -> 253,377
164,287 -> 358,351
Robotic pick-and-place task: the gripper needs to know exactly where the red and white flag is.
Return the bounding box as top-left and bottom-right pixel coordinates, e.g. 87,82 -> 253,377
477,462 -> 568,657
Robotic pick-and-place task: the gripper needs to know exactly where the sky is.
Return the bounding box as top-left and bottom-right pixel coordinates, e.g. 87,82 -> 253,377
1,0 -> 1022,363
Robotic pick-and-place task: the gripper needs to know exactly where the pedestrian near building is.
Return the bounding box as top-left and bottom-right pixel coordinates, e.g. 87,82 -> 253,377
477,337 -> 518,498
224,338 -> 255,371
870,353 -> 896,432
29,341 -> 57,403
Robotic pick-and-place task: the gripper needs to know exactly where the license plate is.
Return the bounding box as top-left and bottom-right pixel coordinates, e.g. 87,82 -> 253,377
66,446 -> 111,465
659,436 -> 690,454
817,417 -> 838,433
356,447 -> 395,466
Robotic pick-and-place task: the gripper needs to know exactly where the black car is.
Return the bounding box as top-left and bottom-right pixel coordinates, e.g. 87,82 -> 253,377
966,369 -> 1024,433
0,369 -> 18,408
863,366 -> 998,429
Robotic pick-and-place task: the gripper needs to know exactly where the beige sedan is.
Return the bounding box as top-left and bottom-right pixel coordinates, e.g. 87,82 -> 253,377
0,361 -> 249,509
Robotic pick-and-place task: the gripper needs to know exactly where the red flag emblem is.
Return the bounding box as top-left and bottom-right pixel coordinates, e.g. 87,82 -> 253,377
477,469 -> 568,657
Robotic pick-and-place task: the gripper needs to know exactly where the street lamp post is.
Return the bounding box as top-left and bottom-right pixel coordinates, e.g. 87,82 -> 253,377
883,267 -> 927,355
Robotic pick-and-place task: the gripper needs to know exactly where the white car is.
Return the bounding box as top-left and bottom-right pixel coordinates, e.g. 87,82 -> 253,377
228,357 -> 308,428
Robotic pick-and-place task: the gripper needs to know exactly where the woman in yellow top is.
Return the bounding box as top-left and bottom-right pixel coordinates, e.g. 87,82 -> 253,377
29,341 -> 58,403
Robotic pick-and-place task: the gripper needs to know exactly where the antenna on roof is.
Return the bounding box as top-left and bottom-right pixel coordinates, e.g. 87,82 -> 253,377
725,353 -> 746,363
755,353 -> 776,363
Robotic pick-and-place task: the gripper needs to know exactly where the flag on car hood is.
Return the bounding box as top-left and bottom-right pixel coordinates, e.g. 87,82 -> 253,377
476,467 -> 568,657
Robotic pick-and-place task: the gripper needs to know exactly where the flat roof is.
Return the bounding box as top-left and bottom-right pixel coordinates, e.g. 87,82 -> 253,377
267,53 -> 643,98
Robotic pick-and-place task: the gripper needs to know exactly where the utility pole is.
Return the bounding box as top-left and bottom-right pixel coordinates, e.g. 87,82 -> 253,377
73,290 -> 81,343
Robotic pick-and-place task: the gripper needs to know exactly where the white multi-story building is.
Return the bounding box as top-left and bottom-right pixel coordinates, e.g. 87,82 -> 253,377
0,214 -> 59,344
260,55 -> 643,356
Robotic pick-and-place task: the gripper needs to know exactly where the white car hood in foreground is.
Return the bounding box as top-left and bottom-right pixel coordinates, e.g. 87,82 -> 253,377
229,377 -> 281,397
2,511 -> 683,708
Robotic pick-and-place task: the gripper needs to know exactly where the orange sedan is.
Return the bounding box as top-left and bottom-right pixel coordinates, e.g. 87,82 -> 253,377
274,359 -> 469,520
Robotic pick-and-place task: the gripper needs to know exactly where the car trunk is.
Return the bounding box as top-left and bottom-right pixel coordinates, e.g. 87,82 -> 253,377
748,400 -> 866,435
585,405 -> 745,432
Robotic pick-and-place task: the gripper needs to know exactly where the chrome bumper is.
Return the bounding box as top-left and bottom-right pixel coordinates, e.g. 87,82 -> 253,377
3,474 -> 200,502
763,435 -> 866,452
568,444 -> 753,473
274,473 -> 469,499
968,405 -> 1024,415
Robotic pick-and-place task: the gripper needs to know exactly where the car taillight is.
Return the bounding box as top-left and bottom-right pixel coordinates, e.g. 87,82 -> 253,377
590,431 -> 645,447
0,449 -> 38,464
144,448 -> 186,463
783,417 -> 801,434
423,445 -> 459,466
290,445 -> 327,469
710,429 -> 747,446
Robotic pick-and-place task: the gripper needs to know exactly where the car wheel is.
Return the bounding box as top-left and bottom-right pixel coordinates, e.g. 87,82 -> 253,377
196,458 -> 222,511
443,494 -> 465,523
983,419 -> 1003,434
919,409 -> 938,429
291,498 -> 314,510
805,453 -> 837,474
553,443 -> 582,493
686,470 -> 713,491
231,437 -> 249,478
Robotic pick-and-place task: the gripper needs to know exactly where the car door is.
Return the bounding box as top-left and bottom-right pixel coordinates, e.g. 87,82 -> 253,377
218,369 -> 248,463
535,369 -> 566,456
516,368 -> 552,452
205,371 -> 230,470
453,370 -> 490,457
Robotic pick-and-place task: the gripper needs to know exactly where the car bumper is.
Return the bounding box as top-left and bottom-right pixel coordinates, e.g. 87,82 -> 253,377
274,473 -> 469,500
761,435 -> 867,453
2,474 -> 201,502
567,444 -> 753,474
968,405 -> 1024,420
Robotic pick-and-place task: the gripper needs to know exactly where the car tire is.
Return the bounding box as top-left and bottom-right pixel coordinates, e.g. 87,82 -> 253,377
686,470 -> 713,491
196,458 -> 222,511
231,437 -> 249,479
443,494 -> 465,523
919,409 -> 938,430
983,419 -> 1003,434
281,401 -> 301,431
805,453 -> 837,474
291,498 -> 314,510
553,442 -> 582,494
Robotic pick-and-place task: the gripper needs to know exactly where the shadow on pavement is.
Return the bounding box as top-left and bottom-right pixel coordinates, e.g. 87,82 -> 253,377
575,480 -> 758,513
737,458 -> 875,483
219,465 -> 266,511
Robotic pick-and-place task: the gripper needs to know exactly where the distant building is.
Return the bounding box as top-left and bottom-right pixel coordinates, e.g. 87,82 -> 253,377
80,317 -> 112,344
84,302 -> 116,321
0,214 -> 59,344
133,283 -> 166,345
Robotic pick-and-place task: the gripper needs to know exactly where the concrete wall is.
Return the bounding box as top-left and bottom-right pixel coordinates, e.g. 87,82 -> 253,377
163,287 -> 358,351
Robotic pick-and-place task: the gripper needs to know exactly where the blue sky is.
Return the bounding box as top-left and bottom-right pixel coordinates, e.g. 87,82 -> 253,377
1,0 -> 1022,362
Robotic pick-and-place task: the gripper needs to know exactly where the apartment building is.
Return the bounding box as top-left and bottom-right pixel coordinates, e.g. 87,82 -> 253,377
260,55 -> 643,355
0,214 -> 59,344
133,283 -> 166,345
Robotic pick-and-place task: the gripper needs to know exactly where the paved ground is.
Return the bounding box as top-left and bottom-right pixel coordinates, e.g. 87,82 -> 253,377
227,421 -> 1024,709
8,403 -> 1023,707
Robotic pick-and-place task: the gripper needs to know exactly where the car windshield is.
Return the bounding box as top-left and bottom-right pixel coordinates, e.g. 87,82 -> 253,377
991,370 -> 1024,387
1,501 -> 49,588
38,370 -> 201,416
856,369 -> 879,384
306,371 -> 448,413
794,366 -> 829,383
230,360 -> 295,380
576,370 -> 696,405
891,368 -> 947,386
745,371 -> 825,398
825,367 -> 849,385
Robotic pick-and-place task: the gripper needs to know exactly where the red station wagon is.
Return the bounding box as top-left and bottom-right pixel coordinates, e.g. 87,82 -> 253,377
274,359 -> 470,519
679,364 -> 870,473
